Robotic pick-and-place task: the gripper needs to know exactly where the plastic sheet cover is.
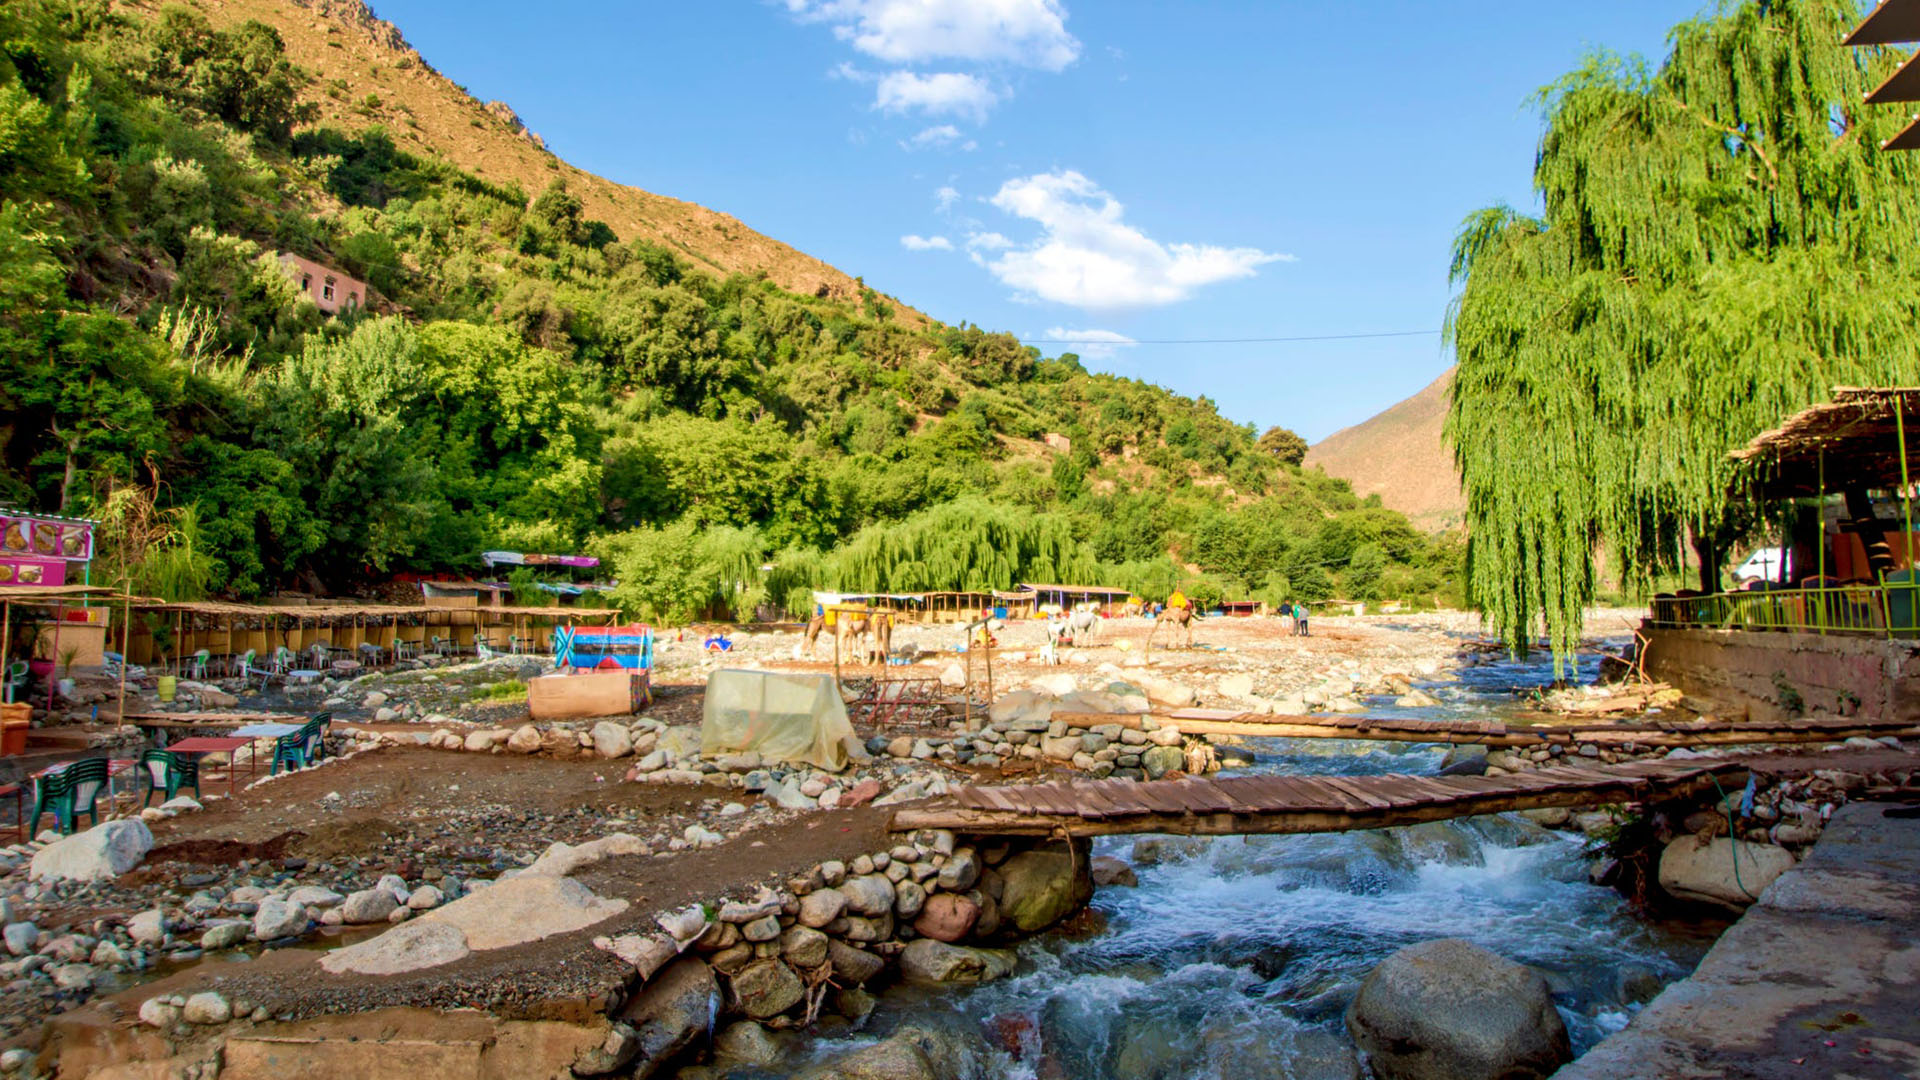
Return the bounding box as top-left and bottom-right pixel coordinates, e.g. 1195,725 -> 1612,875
700,669 -> 856,771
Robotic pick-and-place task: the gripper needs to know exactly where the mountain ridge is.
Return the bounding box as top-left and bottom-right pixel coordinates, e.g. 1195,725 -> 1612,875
1305,367 -> 1463,532
148,0 -> 921,319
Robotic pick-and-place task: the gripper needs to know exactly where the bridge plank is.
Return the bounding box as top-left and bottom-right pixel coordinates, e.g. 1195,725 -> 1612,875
1320,775 -> 1399,811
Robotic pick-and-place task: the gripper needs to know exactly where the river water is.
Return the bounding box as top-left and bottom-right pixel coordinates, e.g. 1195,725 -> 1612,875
750,640 -> 1724,1079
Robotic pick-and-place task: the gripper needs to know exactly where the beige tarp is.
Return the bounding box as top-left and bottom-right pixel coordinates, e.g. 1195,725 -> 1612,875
700,669 -> 855,771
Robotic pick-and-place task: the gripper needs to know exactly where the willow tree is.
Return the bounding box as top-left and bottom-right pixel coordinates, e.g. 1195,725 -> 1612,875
1447,0 -> 1920,658
819,497 -> 1096,594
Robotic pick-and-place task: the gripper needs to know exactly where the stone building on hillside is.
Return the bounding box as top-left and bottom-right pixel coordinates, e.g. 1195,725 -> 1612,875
277,253 -> 366,315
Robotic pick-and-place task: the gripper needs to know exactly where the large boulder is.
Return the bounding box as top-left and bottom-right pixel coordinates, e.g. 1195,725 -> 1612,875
839,874 -> 896,917
617,957 -> 718,1078
912,893 -> 980,943
796,1025 -> 969,1080
319,919 -> 471,976
996,844 -> 1094,934
29,819 -> 153,882
424,874 -> 627,950
1657,836 -> 1795,911
507,724 -> 543,753
898,939 -> 1016,984
1345,938 -> 1571,1080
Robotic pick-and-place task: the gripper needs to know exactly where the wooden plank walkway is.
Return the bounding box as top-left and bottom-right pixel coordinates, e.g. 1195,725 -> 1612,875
889,758 -> 1752,837
1050,710 -> 1920,749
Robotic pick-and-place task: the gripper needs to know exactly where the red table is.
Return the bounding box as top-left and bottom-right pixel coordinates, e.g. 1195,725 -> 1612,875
163,736 -> 256,799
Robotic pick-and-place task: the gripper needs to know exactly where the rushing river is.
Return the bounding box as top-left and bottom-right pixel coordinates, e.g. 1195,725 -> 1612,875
743,641 -> 1723,1079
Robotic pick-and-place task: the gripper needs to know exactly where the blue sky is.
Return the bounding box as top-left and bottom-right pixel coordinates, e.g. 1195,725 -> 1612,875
368,0 -> 1698,441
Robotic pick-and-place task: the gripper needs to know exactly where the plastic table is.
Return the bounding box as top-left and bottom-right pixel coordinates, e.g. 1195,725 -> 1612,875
164,736 -> 256,798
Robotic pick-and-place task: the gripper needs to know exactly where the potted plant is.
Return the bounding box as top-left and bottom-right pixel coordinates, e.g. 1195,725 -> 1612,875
56,644 -> 80,701
18,612 -> 53,680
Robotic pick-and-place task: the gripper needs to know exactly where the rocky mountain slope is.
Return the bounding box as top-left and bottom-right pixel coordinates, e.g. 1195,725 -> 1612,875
1305,368 -> 1463,532
149,0 -> 911,315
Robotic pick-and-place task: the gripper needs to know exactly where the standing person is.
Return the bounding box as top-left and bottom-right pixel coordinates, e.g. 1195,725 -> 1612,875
1295,602 -> 1310,637
1282,601 -> 1296,636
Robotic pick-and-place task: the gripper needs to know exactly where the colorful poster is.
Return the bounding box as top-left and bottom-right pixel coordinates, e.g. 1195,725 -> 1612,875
0,558 -> 65,586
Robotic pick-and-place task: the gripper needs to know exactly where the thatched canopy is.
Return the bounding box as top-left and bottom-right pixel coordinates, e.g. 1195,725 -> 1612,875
1731,387 -> 1920,497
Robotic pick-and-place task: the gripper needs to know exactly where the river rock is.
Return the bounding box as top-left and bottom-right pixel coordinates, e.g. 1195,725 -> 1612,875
127,908 -> 167,946
182,991 -> 230,1025
1657,836 -> 1795,910
340,888 -> 399,924
591,721 -> 633,759
840,874 -> 896,917
899,939 -> 1016,984
800,887 -> 848,928
1218,673 -> 1256,699
407,885 -> 445,910
894,880 -> 927,918
715,1020 -> 783,1066
936,849 -> 980,892
827,940 -> 886,985
618,957 -> 717,1078
508,724 -> 543,753
1345,938 -> 1571,1080
1141,745 -> 1185,779
3,922 -> 36,956
912,893 -> 980,943
731,958 -> 805,1019
138,997 -> 181,1028
28,819 -> 153,882
1090,856 -> 1139,887
252,897 -> 307,940
780,925 -> 830,968
199,920 -> 248,950
320,919 -> 471,975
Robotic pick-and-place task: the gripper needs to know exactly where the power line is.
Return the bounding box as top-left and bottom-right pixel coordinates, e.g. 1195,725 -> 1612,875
1022,329 -> 1441,346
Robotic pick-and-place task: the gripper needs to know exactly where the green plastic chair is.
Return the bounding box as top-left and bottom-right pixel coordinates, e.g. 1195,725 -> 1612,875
139,749 -> 201,806
30,758 -> 110,835
2,660 -> 27,704
304,712 -> 332,762
188,649 -> 211,681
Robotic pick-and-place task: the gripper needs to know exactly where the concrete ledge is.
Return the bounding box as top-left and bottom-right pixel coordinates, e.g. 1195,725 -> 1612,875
1554,802 -> 1920,1079
1642,626 -> 1920,722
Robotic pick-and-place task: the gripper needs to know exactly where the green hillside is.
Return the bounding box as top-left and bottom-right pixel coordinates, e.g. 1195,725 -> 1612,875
0,0 -> 1458,619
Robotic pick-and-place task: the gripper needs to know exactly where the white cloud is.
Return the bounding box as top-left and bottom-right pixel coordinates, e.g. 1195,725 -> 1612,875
1038,326 -> 1135,360
786,0 -> 1079,71
906,125 -> 965,150
900,234 -> 954,251
966,231 -> 1014,251
980,170 -> 1290,309
935,185 -> 961,211
875,71 -> 999,122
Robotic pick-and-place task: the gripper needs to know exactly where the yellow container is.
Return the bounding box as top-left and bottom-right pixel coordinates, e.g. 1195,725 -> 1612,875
156,675 -> 177,703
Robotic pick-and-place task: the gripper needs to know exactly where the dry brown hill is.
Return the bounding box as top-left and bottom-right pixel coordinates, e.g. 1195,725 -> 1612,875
1305,367 -> 1464,532
135,0 -> 919,318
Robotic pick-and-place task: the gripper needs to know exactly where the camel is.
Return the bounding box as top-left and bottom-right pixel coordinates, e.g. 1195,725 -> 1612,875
1159,605 -> 1195,649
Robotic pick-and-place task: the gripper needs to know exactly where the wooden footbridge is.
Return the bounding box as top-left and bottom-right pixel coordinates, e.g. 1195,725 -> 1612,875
1052,709 -> 1920,750
889,758 -> 1752,837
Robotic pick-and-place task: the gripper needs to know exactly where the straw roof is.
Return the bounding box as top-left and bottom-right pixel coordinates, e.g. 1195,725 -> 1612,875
1731,387 -> 1920,497
136,600 -> 619,620
0,585 -> 150,605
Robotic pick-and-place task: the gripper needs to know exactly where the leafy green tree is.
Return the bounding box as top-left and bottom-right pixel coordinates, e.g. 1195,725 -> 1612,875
1257,425 -> 1309,465
1345,542 -> 1386,601
1447,0 -> 1920,657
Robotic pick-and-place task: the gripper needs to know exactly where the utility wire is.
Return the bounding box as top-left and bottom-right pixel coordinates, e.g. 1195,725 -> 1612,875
1020,329 -> 1442,346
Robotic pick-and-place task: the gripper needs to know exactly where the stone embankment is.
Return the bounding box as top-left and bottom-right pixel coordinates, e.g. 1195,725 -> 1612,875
36,825 -> 1096,1079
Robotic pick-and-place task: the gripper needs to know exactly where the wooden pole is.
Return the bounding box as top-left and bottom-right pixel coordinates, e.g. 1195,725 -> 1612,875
1,600 -> 12,704
117,594 -> 129,731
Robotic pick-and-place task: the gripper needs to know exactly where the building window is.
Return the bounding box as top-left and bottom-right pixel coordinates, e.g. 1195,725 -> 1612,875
323,278 -> 335,302
301,274 -> 312,291
346,292 -> 359,308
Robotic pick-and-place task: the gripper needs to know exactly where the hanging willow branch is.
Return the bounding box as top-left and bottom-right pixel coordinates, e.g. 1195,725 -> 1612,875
1447,0 -> 1920,662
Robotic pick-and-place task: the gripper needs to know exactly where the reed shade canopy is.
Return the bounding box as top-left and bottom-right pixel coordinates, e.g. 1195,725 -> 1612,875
1849,0 -> 1920,149
1732,387 -> 1920,498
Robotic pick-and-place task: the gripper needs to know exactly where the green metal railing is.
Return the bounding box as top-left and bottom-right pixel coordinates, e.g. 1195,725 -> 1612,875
1649,580 -> 1920,637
